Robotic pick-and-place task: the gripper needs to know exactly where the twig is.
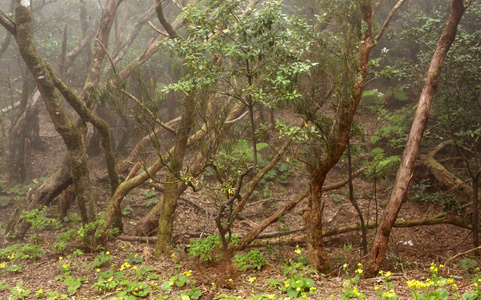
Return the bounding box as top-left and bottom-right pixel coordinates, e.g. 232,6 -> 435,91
148,21 -> 168,37
443,245 -> 481,274
95,38 -> 117,74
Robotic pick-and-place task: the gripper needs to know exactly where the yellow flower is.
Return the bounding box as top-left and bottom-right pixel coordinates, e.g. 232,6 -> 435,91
248,277 -> 256,283
294,245 -> 301,255
96,268 -> 100,272
105,251 -> 110,255
132,266 -> 137,270
120,262 -> 131,271
183,270 -> 192,277
59,256 -> 63,260
353,286 -> 359,295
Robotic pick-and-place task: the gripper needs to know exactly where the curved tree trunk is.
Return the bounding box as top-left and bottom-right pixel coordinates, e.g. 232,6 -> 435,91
14,0 -> 98,247
366,0 -> 467,274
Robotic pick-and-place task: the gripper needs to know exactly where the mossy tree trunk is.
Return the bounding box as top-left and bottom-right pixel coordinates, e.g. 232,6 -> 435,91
14,0 -> 98,246
155,93 -> 195,255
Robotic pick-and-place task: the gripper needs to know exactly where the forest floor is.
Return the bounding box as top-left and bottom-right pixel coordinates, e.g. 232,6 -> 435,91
0,108 -> 480,299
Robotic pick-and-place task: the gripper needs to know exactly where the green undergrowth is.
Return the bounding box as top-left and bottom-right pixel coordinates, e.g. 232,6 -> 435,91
1,236 -> 481,299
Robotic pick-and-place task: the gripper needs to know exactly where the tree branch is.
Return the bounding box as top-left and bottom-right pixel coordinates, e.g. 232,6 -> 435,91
0,9 -> 16,36
374,0 -> 408,42
155,0 -> 183,40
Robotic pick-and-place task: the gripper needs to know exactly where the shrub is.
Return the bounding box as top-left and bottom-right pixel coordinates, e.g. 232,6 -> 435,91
232,250 -> 266,271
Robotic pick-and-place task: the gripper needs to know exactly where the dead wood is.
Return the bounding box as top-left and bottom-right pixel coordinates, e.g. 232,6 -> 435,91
418,141 -> 472,202
443,245 -> 481,274
117,214 -> 470,248
248,213 -> 471,247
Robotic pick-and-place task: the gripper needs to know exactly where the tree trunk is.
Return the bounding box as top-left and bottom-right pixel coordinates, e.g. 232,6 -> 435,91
302,0 -> 381,273
2,72 -> 37,184
2,0 -> 112,239
304,172 -> 330,271
366,0 -> 467,274
155,93 -> 195,255
347,139 -> 368,255
14,0 -> 98,247
473,175 -> 479,250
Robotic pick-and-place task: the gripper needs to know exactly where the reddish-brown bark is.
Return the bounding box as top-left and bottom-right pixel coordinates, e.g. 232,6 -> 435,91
366,0 -> 468,274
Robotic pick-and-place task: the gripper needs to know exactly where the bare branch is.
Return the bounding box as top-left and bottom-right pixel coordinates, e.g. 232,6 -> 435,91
120,89 -> 176,134
148,20 -> 168,37
155,0 -> 183,40
374,0 -> 408,42
95,38 -> 117,74
0,9 -> 15,36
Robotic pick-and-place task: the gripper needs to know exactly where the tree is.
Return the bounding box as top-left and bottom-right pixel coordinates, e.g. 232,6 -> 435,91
366,0 -> 470,273
1,0 -> 176,243
280,0 -> 405,272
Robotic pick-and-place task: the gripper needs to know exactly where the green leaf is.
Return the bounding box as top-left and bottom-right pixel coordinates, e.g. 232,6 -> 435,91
286,288 -> 299,298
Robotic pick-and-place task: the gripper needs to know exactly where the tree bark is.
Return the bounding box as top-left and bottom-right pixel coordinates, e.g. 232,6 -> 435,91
366,0 -> 467,274
14,0 -> 97,246
303,0 -> 378,273
419,141 -> 473,202
2,87 -> 39,184
154,91 -> 195,255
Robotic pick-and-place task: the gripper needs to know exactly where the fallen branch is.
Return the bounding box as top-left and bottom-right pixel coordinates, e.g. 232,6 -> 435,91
118,212 -> 470,249
248,213 -> 471,247
419,141 -> 472,202
443,245 -> 481,275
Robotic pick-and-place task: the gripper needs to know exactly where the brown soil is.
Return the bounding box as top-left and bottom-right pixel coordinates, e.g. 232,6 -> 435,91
0,108 -> 479,299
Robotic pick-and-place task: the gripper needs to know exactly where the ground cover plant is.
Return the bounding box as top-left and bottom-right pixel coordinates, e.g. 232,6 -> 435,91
2,236 -> 481,299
